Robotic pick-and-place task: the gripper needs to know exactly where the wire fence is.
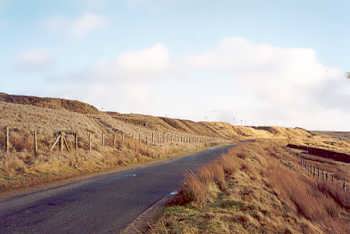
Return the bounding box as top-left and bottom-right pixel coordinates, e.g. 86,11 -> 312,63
299,158 -> 349,192
0,126 -> 225,156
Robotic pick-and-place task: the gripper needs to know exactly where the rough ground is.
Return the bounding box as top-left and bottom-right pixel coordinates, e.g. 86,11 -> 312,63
151,140 -> 350,234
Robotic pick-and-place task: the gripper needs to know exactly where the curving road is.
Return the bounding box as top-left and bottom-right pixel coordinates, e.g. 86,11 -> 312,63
0,145 -> 233,234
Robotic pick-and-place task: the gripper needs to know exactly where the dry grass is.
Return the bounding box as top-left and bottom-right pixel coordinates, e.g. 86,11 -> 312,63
170,171 -> 209,207
152,141 -> 350,234
0,100 -> 217,192
267,161 -> 335,221
170,155 -> 239,207
316,182 -> 350,209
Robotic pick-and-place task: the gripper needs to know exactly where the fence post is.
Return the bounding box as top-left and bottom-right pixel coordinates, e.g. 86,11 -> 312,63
74,132 -> 78,151
33,130 -> 38,155
60,132 -> 64,152
89,132 -> 92,152
5,126 -> 10,153
101,133 -> 105,146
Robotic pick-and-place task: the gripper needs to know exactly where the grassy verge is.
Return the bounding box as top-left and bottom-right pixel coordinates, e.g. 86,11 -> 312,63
151,141 -> 350,234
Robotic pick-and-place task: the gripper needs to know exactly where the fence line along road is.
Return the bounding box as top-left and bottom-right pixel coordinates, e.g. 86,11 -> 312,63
0,126 -> 226,156
299,158 -> 349,192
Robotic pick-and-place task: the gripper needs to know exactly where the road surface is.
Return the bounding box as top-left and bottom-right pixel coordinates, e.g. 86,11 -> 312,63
0,145 -> 233,234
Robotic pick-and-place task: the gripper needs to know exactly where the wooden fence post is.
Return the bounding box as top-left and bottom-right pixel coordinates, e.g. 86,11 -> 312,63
5,126 -> 10,153
33,130 -> 38,155
101,133 -> 105,146
89,132 -> 92,152
60,132 -> 64,152
113,134 -> 117,147
50,131 -> 70,152
74,132 -> 78,151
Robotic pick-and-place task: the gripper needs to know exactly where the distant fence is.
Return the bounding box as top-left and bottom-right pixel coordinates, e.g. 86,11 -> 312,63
299,158 -> 349,192
0,126 -> 223,156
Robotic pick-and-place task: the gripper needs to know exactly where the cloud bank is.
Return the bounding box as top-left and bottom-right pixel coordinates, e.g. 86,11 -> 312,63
42,37 -> 348,130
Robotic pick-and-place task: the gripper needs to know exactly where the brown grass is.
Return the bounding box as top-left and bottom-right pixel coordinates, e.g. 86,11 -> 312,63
169,171 -> 209,207
170,154 -> 239,207
153,141 -> 350,234
316,182 -> 350,209
267,162 -> 330,221
265,150 -> 350,233
219,155 -> 238,175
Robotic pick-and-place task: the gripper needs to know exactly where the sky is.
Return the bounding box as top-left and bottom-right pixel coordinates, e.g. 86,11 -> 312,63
0,0 -> 349,131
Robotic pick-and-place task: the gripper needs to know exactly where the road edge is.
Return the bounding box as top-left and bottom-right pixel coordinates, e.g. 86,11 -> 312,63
121,193 -> 173,234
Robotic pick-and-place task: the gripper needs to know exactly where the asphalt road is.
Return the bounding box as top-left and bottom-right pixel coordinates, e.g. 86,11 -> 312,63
0,145 -> 233,234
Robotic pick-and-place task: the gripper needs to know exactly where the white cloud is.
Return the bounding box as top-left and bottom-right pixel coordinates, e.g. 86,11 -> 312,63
185,37 -> 347,129
44,12 -> 108,38
86,43 -> 170,81
16,49 -> 54,72
71,12 -> 107,37
50,38 -> 349,130
116,43 -> 170,74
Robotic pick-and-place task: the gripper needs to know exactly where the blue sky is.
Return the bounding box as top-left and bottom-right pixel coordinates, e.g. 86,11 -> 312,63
0,0 -> 349,130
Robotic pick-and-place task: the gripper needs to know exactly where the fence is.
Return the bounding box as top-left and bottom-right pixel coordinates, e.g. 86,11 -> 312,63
0,126 -> 224,156
299,158 -> 349,192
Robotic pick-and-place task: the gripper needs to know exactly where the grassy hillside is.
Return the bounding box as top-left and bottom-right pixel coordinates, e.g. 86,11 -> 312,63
0,93 -> 348,193
0,92 -> 99,114
152,141 -> 350,233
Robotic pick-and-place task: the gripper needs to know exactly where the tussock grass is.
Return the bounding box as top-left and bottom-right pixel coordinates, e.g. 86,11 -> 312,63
152,141 -> 350,234
169,171 -> 209,207
170,155 -> 238,208
316,182 -> 350,209
267,161 -> 336,221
